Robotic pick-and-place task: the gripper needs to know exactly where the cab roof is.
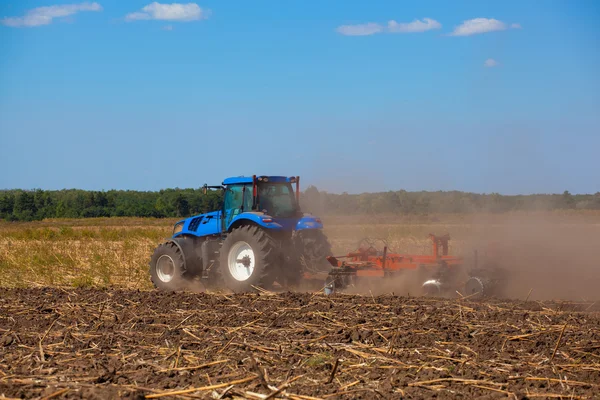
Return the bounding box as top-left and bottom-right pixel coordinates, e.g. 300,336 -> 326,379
222,176 -> 294,185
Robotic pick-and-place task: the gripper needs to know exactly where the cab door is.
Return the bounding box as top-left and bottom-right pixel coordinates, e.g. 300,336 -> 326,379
223,184 -> 251,230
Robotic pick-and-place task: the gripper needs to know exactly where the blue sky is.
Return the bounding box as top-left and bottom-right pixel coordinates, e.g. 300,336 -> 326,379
0,1 -> 598,194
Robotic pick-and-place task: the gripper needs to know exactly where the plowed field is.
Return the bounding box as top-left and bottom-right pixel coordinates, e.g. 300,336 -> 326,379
1,288 -> 599,399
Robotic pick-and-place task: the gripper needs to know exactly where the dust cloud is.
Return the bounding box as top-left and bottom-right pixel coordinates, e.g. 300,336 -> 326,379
317,213 -> 599,302
461,213 -> 600,301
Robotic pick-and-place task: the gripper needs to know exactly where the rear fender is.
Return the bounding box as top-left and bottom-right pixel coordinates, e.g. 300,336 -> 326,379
296,215 -> 324,231
227,213 -> 283,232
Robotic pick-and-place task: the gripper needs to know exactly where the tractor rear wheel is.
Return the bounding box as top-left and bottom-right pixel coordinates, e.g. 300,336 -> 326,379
219,226 -> 278,292
150,242 -> 187,291
295,230 -> 333,276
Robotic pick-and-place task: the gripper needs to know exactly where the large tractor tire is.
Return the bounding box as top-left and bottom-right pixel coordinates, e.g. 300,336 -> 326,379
277,253 -> 304,289
295,229 -> 333,275
219,226 -> 278,292
150,242 -> 187,291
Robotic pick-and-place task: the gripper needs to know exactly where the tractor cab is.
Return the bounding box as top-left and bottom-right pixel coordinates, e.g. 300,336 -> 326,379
221,176 -> 303,231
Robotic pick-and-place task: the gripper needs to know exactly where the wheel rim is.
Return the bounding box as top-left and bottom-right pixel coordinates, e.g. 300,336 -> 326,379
156,254 -> 175,283
228,241 -> 255,282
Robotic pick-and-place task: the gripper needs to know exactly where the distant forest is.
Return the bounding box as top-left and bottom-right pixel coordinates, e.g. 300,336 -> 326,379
1,187 -> 599,221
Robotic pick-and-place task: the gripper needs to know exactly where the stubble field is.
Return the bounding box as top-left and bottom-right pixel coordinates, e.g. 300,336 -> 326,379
1,212 -> 599,399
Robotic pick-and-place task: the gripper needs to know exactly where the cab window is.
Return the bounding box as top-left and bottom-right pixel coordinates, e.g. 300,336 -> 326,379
224,184 -> 252,213
258,183 -> 296,217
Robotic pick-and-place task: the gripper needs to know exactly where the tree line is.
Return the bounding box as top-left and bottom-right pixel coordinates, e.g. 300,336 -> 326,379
0,189 -> 222,221
301,187 -> 600,216
1,187 -> 599,221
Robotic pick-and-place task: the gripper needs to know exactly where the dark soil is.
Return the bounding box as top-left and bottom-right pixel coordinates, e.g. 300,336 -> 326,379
1,288 -> 599,399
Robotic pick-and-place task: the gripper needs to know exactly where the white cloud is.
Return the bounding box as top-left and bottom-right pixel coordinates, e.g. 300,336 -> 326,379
450,18 -> 508,36
484,58 -> 499,67
336,22 -> 383,36
161,25 -> 174,31
125,2 -> 207,22
387,18 -> 441,33
511,23 -> 522,29
337,18 -> 440,36
1,2 -> 102,28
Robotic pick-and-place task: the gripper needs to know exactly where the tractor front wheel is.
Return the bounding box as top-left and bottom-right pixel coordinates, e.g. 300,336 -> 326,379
219,226 -> 278,292
150,242 -> 187,291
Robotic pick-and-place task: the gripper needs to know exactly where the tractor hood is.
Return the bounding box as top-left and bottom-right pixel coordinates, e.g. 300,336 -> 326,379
174,211 -> 222,238
201,211 -> 221,219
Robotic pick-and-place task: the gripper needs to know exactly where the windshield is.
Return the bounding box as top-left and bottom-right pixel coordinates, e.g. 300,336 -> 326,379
257,183 -> 296,217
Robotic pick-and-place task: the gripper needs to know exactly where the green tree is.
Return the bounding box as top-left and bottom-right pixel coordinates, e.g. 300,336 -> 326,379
14,191 -> 36,221
0,193 -> 15,219
174,194 -> 190,217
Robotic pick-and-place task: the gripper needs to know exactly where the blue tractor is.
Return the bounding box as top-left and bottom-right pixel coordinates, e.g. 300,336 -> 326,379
149,175 -> 332,292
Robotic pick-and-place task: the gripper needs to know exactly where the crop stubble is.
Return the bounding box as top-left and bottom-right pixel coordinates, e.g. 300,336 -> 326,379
1,288 -> 599,399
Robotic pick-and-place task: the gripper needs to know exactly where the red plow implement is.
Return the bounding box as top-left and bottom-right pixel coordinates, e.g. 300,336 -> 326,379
324,234 -> 506,297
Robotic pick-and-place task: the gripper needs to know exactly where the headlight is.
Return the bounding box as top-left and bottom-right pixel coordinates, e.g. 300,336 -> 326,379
173,222 -> 184,235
